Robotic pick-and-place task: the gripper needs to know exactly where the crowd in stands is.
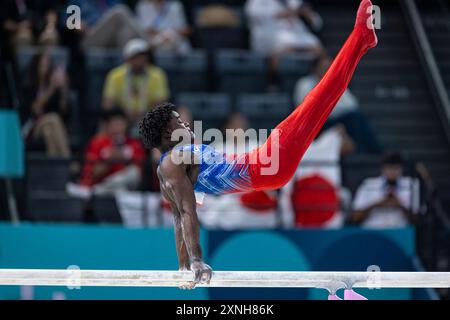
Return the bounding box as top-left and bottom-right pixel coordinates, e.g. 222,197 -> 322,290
0,0 -> 419,229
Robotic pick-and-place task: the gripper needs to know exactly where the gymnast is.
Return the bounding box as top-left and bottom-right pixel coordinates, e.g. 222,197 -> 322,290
139,0 -> 378,289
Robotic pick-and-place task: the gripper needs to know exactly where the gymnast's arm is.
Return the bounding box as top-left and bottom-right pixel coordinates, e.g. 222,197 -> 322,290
169,202 -> 191,271
158,158 -> 212,284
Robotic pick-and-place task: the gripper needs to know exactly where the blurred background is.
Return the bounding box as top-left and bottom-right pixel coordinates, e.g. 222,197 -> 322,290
0,0 -> 449,300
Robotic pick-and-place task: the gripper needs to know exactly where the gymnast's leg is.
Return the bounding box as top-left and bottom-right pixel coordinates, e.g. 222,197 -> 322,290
248,0 -> 378,190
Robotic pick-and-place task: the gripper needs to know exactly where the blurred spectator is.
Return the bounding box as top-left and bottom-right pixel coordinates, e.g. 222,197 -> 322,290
294,56 -> 381,154
67,0 -> 146,48
67,108 -> 145,198
1,0 -> 34,59
196,4 -> 240,28
102,38 -> 170,133
37,9 -> 60,46
136,0 -> 191,54
22,52 -> 71,158
245,0 -> 323,55
208,112 -> 258,156
245,0 -> 324,83
219,112 -> 258,155
1,1 -> 60,61
350,151 -> 420,228
223,112 -> 249,132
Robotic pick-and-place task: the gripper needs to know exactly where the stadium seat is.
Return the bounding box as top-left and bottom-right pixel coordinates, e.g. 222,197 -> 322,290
92,196 -> 122,224
17,46 -> 69,76
216,50 -> 267,94
85,48 -> 122,113
26,192 -> 85,222
191,0 -> 246,7
25,156 -> 85,222
67,90 -> 82,151
195,27 -> 247,51
86,48 -> 123,71
193,5 -> 247,50
26,156 -> 72,191
341,154 -> 381,194
176,92 -> 231,130
154,50 -> 208,94
236,93 -> 292,130
278,53 -> 315,95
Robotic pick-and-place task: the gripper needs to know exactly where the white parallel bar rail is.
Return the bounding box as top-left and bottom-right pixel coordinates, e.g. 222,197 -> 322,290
0,270 -> 450,289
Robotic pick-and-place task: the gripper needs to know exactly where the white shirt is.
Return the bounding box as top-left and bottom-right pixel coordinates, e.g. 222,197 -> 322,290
136,0 -> 187,31
299,127 -> 342,186
294,75 -> 359,119
136,0 -> 190,53
352,176 -> 420,229
245,0 -> 319,54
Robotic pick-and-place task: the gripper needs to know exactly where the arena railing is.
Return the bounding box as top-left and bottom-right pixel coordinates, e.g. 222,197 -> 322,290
415,162 -> 450,299
401,0 -> 450,142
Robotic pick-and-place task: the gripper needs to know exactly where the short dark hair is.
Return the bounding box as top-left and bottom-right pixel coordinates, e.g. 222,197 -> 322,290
100,107 -> 127,122
139,102 -> 176,149
382,151 -> 404,166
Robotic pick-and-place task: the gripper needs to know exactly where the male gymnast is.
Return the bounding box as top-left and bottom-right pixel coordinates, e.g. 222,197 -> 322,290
139,0 -> 378,289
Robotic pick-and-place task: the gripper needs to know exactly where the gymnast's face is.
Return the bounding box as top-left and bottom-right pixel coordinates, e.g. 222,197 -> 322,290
163,111 -> 194,148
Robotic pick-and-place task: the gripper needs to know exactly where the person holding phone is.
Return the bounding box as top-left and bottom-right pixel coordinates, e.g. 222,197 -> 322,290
351,151 -> 420,228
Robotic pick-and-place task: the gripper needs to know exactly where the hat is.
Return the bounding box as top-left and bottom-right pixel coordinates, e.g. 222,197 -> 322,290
123,38 -> 149,60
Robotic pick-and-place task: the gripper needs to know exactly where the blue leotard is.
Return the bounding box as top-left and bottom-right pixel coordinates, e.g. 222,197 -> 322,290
160,144 -> 252,195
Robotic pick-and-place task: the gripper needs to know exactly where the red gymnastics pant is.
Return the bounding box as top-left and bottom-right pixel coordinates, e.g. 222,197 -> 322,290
247,0 -> 378,191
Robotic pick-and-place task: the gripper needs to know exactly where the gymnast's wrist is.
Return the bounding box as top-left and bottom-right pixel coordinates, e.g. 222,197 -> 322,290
190,257 -> 203,264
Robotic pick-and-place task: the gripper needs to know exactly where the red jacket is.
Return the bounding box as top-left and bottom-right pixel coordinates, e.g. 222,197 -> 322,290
80,134 -> 145,186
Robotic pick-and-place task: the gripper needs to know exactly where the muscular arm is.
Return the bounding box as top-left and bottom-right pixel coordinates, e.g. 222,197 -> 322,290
160,159 -> 202,261
158,156 -> 212,285
170,203 -> 191,271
